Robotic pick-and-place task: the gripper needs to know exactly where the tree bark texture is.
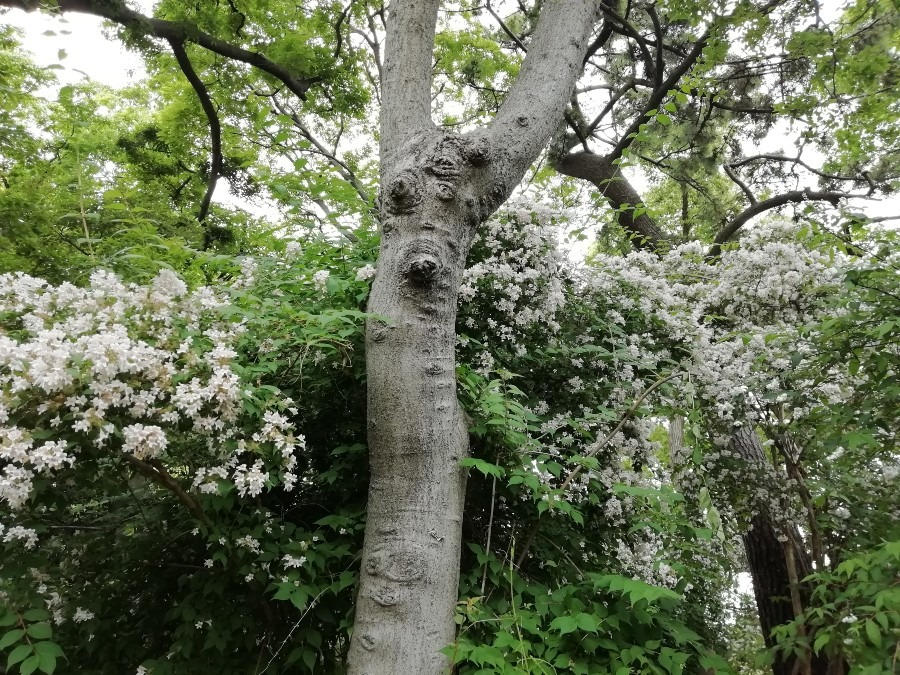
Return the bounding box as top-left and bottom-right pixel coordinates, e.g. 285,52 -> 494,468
729,426 -> 830,675
347,2 -> 602,673
551,151 -> 665,250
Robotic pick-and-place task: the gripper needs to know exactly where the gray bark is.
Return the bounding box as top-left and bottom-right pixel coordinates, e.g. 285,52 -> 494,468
347,2 -> 601,673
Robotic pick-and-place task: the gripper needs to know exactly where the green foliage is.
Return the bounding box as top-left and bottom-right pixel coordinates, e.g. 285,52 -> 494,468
774,540 -> 900,675
0,607 -> 62,675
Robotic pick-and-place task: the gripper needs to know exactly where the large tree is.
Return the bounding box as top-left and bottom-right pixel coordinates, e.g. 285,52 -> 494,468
1,1 -> 896,674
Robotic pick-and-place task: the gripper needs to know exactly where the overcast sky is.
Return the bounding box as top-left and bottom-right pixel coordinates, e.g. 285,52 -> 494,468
3,7 -> 147,89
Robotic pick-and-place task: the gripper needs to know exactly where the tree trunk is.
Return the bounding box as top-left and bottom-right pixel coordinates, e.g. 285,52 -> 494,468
348,2 -> 601,673
550,150 -> 665,250
729,426 -> 831,675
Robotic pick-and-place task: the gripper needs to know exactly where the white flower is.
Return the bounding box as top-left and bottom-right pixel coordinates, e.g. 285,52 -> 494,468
151,269 -> 187,301
283,554 -> 307,568
233,461 -> 269,498
121,424 -> 168,460
73,607 -> 94,623
355,264 -> 377,281
2,525 -> 38,548
313,270 -> 330,292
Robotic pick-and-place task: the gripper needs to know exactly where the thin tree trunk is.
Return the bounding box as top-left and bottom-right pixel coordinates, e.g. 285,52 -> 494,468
729,426 -> 831,675
347,2 -> 601,672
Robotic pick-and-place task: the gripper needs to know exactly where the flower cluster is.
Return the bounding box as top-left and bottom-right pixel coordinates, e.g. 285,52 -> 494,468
459,205 -> 568,355
0,269 -> 304,547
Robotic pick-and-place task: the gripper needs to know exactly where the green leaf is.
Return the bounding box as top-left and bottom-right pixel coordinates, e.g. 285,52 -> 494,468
575,612 -> 599,633
302,648 -> 316,670
864,618 -> 881,646
459,458 -> 504,478
20,654 -> 41,675
8,643 -> 33,669
0,629 -> 24,650
25,624 -> 52,640
21,610 -> 48,623
36,649 -> 56,675
32,643 -> 63,660
550,615 -> 578,635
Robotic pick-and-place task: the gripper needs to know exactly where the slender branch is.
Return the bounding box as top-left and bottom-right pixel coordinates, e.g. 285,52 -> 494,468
708,188 -> 853,257
558,372 -> 680,493
708,99 -> 775,115
598,3 -> 655,80
123,455 -> 212,527
168,38 -> 222,224
586,78 -> 644,134
730,153 -> 870,184
486,0 -> 527,52
333,0 -> 356,58
480,475 -> 497,595
608,30 -> 710,163
646,5 -> 664,89
724,162 -> 756,205
271,96 -> 369,206
0,0 -> 315,101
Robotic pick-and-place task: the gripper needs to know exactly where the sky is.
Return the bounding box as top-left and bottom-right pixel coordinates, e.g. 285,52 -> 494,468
2,7 -> 148,89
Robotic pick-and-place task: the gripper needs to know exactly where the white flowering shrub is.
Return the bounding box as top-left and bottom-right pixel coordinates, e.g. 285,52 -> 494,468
451,207 -> 734,673
0,232 -> 379,674
0,268 -> 303,538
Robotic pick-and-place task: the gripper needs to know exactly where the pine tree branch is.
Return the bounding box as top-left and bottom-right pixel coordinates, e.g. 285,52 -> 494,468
708,189 -> 851,257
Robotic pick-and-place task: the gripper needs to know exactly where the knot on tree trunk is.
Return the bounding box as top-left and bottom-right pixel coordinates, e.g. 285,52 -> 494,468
400,240 -> 444,285
386,170 -> 424,214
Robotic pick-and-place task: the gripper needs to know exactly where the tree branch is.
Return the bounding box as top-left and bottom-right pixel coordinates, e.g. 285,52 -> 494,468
0,0 -> 315,101
708,189 -> 851,257
380,0 -> 440,158
598,3 -> 655,81
550,150 -> 665,250
607,30 -> 710,163
167,38 -> 221,224
724,162 -> 756,205
486,0 -> 528,52
646,5 -> 665,89
586,78 -> 646,135
271,96 -> 370,205
123,455 -> 212,527
487,0 -> 600,170
729,153 -> 871,185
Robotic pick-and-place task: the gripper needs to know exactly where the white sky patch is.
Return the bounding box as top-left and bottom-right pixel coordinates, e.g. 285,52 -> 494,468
2,8 -> 147,89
